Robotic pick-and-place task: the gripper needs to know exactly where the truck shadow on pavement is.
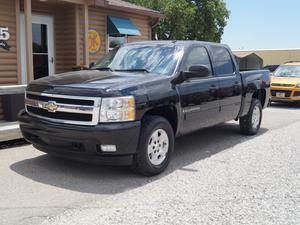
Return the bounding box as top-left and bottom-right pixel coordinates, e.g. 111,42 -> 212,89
10,122 -> 268,195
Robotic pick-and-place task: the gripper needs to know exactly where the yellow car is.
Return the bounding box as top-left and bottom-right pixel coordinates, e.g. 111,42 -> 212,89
271,62 -> 300,102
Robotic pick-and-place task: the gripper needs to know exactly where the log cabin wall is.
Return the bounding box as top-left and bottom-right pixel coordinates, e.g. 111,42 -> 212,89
0,0 -> 18,120
0,0 -> 18,85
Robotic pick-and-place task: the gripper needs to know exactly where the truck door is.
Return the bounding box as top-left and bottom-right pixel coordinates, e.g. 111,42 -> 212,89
210,46 -> 242,121
177,46 -> 220,134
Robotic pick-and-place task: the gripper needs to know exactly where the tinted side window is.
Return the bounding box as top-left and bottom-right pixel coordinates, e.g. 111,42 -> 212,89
211,46 -> 234,75
184,47 -> 212,74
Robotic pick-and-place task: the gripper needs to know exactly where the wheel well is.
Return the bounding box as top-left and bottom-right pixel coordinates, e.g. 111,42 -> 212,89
253,89 -> 266,107
143,106 -> 178,134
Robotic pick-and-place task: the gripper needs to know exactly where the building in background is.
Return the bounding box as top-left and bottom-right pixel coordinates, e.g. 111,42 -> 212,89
234,49 -> 300,68
233,51 -> 263,71
0,0 -> 162,122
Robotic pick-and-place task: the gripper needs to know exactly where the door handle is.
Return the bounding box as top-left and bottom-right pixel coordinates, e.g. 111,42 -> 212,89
50,57 -> 54,64
209,85 -> 217,90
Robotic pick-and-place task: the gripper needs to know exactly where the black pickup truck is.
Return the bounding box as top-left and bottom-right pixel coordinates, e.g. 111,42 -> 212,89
19,41 -> 270,176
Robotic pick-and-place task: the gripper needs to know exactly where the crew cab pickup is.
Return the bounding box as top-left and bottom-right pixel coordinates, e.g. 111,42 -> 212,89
19,41 -> 270,176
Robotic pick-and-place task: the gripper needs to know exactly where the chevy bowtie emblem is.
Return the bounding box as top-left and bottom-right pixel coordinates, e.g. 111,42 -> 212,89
45,101 -> 58,113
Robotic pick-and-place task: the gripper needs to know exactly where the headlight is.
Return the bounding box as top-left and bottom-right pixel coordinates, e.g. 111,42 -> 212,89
99,96 -> 135,122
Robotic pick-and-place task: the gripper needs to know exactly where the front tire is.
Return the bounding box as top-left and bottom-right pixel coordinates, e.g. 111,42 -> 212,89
131,116 -> 174,176
239,99 -> 262,135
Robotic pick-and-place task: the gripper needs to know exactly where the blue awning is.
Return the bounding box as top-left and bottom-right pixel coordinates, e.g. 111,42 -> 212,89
107,16 -> 141,36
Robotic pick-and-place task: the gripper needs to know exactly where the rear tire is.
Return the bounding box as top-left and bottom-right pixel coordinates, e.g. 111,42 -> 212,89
239,99 -> 262,135
131,116 -> 174,176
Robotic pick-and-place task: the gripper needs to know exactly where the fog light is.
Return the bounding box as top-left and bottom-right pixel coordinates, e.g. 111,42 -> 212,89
101,145 -> 117,152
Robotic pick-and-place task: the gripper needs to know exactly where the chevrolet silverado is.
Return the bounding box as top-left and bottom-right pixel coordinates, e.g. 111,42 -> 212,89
19,41 -> 270,176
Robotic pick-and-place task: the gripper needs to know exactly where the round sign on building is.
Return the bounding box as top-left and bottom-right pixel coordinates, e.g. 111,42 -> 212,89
88,30 -> 101,54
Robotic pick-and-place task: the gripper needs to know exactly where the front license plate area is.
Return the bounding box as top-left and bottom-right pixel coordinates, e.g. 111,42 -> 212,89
276,92 -> 286,98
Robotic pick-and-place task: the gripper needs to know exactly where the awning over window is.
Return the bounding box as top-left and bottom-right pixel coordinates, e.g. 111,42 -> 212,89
107,16 -> 141,36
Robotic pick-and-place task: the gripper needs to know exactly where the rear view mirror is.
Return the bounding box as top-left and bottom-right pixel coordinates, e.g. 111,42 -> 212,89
183,64 -> 210,79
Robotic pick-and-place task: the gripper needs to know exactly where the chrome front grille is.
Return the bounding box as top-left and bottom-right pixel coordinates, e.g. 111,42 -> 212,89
25,91 -> 101,126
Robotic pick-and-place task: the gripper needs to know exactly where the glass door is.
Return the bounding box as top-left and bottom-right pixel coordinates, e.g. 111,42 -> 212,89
32,23 -> 49,79
32,15 -> 54,80
20,14 -> 54,83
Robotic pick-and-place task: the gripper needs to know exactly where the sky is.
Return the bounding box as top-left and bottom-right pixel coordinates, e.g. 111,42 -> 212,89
221,0 -> 300,50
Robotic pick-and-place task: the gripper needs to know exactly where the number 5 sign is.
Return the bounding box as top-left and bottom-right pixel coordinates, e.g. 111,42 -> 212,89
0,27 -> 11,51
0,27 -> 10,41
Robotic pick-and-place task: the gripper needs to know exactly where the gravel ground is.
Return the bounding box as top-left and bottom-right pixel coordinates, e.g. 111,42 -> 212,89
0,103 -> 300,225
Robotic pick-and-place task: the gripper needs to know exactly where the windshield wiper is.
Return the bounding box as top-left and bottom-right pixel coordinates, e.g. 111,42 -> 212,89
115,69 -> 150,73
94,67 -> 114,72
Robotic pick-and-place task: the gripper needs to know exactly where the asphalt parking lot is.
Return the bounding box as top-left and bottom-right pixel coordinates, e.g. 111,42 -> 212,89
0,103 -> 300,225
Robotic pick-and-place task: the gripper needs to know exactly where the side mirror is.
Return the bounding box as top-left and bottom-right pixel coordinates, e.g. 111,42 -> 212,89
171,65 -> 211,85
183,65 -> 210,79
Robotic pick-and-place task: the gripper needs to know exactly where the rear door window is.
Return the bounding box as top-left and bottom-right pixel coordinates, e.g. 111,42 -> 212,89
211,46 -> 235,76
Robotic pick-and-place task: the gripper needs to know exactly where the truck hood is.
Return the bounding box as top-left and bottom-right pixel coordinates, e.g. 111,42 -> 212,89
27,70 -> 169,97
271,76 -> 300,85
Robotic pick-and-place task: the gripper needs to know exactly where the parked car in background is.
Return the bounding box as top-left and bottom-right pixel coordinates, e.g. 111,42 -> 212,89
19,41 -> 270,176
271,62 -> 300,103
263,65 -> 279,73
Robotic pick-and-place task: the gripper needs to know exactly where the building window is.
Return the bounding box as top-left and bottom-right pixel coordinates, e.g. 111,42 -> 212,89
108,34 -> 127,51
107,16 -> 141,52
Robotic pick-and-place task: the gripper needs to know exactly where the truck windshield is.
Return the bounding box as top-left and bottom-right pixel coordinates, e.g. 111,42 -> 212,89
92,44 -> 184,76
273,65 -> 300,77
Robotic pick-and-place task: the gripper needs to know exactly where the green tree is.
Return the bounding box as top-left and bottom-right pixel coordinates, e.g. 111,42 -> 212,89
128,0 -> 230,42
187,0 -> 230,42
